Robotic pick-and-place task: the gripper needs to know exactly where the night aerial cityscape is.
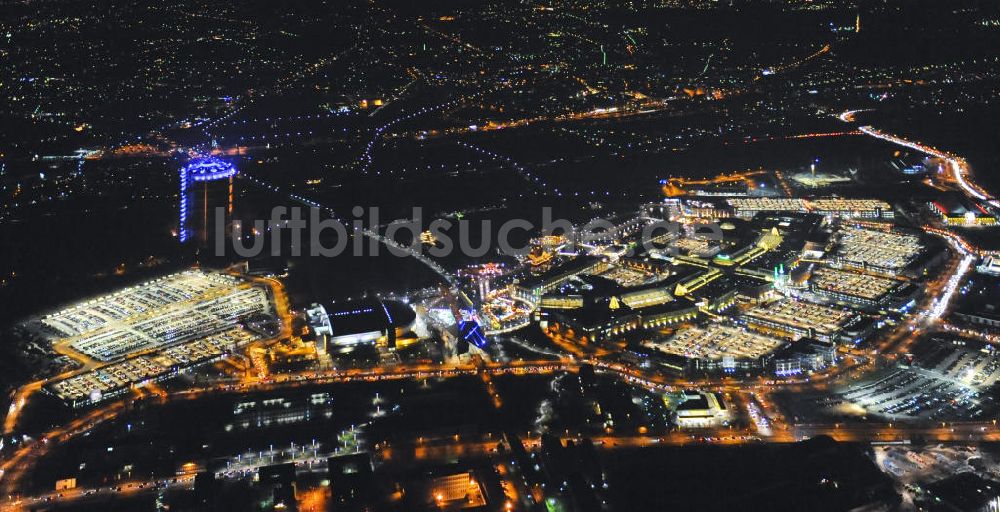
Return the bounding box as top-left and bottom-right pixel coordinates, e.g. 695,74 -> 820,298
5,1 -> 1000,511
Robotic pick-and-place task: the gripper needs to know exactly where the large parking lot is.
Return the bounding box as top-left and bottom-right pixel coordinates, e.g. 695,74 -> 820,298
49,328 -> 258,405
830,338 -> 999,420
36,270 -> 272,362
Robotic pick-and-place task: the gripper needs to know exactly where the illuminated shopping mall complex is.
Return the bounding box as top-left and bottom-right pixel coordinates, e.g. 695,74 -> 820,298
7,4 -> 1000,509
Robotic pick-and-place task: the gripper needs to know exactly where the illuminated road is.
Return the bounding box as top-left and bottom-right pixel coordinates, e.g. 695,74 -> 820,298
0,355 -> 724,498
855,124 -> 996,206
2,382 -> 42,435
8,417 -> 1000,511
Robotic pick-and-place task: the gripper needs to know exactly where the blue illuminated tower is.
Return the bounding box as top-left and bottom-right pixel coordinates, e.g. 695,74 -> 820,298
179,157 -> 237,245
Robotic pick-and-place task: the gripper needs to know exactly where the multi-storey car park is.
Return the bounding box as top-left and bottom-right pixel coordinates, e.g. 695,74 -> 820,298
742,298 -> 856,343
40,271 -> 234,337
809,267 -> 901,308
727,198 -> 894,219
646,324 -> 786,373
808,199 -> 894,219
37,270 -> 272,363
49,328 -> 258,407
728,198 -> 808,218
834,227 -> 924,276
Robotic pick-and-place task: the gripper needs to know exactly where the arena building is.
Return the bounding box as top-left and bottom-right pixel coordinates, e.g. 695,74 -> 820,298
307,299 -> 417,351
